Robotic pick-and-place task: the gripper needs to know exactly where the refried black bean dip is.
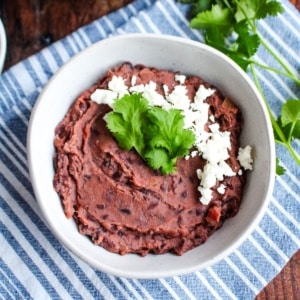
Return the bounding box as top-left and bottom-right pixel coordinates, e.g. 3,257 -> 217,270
53,62 -> 253,256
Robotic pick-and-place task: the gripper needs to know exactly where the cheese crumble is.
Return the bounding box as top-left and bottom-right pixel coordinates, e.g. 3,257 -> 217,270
238,146 -> 253,170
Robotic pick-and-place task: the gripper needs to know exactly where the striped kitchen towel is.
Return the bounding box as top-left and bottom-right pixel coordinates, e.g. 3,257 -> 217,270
0,0 -> 299,299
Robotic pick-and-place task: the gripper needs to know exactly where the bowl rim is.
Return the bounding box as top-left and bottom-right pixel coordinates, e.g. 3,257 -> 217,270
0,18 -> 7,73
27,33 -> 276,279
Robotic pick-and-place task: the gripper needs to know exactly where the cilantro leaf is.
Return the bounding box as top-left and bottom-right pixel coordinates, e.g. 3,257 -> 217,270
212,21 -> 261,71
226,52 -> 251,71
146,107 -> 195,157
281,99 -> 300,127
277,100 -> 300,167
145,148 -> 177,175
276,158 -> 285,175
279,99 -> 300,143
190,4 -> 233,33
191,4 -> 260,72
204,22 -> 259,72
276,121 -> 300,143
292,120 -> 300,139
253,0 -> 284,19
190,0 -> 214,18
105,93 -> 195,175
234,21 -> 260,57
205,27 -> 225,49
273,117 -> 287,143
105,93 -> 148,156
234,0 -> 256,22
235,0 -> 284,21
145,107 -> 195,174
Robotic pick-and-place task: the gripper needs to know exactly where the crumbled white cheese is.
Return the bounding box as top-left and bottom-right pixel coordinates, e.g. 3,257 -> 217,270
90,89 -> 118,108
195,122 -> 236,204
184,149 -> 198,160
197,161 -> 234,188
129,81 -> 171,110
191,150 -> 198,157
166,85 -> 190,111
175,74 -> 186,84
197,186 -> 212,205
194,85 -> 215,103
217,184 -> 226,195
108,75 -> 129,97
238,145 -> 253,170
208,123 -> 220,133
128,83 -> 145,94
202,131 -> 231,164
90,75 -> 130,107
131,75 -> 137,86
219,160 -> 236,177
198,163 -> 219,188
163,84 -> 169,96
183,105 -> 209,130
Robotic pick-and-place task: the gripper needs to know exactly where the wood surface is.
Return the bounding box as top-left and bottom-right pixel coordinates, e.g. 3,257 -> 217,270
0,1 -> 299,299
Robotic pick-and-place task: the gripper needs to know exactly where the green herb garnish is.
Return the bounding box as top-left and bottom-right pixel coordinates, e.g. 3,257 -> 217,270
178,0 -> 300,175
106,93 -> 148,156
105,93 -> 195,174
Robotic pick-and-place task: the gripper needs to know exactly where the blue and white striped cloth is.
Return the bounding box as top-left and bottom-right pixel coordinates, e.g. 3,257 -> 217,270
1,0 -> 299,299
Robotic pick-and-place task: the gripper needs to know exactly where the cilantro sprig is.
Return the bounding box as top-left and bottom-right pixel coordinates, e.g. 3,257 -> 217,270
178,0 -> 300,174
106,93 -> 147,156
105,93 -> 195,175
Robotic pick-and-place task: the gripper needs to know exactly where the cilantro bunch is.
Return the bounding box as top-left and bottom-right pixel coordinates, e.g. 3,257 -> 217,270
178,0 -> 300,174
105,93 -> 195,174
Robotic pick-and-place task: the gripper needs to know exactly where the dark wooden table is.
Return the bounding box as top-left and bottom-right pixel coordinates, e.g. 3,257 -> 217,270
0,1 -> 299,298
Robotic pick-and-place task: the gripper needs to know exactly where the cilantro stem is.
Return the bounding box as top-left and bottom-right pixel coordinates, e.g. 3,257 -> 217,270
288,121 -> 296,144
249,59 -> 300,85
233,1 -> 300,165
287,144 -> 300,166
232,0 -> 300,86
222,0 -> 234,14
257,33 -> 300,86
250,63 -> 300,166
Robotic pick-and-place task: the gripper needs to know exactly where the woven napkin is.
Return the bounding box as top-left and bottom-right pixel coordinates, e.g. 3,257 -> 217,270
0,0 -> 299,299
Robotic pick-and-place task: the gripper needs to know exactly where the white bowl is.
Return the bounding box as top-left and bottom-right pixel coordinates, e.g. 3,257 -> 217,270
0,18 -> 7,72
27,34 -> 275,279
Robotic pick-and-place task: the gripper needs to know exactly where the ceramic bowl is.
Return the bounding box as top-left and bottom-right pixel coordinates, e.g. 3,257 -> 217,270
0,19 -> 7,72
27,34 -> 275,279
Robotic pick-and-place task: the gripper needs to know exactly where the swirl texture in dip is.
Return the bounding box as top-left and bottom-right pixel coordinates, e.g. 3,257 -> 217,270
53,63 -> 248,256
